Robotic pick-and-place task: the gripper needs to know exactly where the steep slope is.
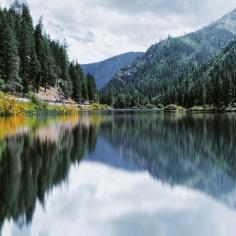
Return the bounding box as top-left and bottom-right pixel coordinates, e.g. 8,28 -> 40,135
81,52 -> 143,89
102,9 -> 236,107
166,40 -> 236,107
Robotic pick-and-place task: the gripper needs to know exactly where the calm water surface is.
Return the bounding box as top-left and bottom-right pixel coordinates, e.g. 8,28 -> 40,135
0,111 -> 236,236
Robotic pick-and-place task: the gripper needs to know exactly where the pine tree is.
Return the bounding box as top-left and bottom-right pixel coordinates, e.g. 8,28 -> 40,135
30,48 -> 41,93
87,73 -> 96,102
57,42 -> 72,97
34,17 -> 44,90
19,4 -> 35,93
212,73 -> 221,106
0,21 -> 21,93
114,94 -> 126,108
9,1 -> 22,42
41,37 -> 57,91
81,77 -> 88,101
69,62 -> 82,102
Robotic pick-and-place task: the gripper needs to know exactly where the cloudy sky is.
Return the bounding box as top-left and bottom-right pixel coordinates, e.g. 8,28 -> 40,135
1,0 -> 236,63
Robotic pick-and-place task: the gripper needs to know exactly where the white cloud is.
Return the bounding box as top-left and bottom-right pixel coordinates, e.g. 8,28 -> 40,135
2,0 -> 236,63
3,161 -> 236,236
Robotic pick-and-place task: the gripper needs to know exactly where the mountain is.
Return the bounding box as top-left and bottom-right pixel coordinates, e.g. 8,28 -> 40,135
166,40 -> 236,107
81,52 -> 144,89
102,9 -> 236,107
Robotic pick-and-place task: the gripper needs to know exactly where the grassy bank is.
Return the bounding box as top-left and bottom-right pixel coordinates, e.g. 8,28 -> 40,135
0,93 -> 110,116
185,105 -> 236,113
162,104 -> 236,113
112,104 -> 236,113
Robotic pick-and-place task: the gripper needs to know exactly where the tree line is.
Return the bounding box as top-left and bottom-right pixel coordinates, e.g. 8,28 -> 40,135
0,1 -> 96,103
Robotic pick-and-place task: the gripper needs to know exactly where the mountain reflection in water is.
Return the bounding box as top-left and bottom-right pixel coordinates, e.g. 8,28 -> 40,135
0,111 -> 236,235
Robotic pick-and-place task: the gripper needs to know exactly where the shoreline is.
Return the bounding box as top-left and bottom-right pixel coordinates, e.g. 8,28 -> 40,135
102,105 -> 236,114
1,92 -> 236,116
0,93 -> 110,117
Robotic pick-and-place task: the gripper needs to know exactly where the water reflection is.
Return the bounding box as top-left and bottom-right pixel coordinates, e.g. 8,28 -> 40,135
0,115 -> 99,228
0,112 -> 236,235
100,112 -> 236,207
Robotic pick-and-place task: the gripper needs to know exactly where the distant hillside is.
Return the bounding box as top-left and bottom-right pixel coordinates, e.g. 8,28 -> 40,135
102,9 -> 236,107
81,52 -> 144,89
176,40 -> 236,107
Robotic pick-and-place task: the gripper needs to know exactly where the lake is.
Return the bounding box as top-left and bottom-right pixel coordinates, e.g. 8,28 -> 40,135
1,111 -> 236,236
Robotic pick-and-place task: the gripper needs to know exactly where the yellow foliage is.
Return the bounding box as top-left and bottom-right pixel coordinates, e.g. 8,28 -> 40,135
0,92 -> 25,115
0,92 -> 109,116
0,115 -> 84,142
0,116 -> 28,140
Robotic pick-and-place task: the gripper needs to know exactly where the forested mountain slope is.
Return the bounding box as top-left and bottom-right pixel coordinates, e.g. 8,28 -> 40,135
164,40 -> 236,107
101,9 -> 236,107
82,52 -> 143,89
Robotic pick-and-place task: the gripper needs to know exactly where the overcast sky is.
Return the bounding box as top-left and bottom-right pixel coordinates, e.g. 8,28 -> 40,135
1,0 -> 236,63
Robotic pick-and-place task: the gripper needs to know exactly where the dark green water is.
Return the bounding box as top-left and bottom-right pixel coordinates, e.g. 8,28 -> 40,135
0,111 -> 236,236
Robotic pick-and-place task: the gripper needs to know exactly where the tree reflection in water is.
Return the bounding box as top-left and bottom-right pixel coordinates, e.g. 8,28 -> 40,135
0,115 -> 100,228
0,112 -> 236,230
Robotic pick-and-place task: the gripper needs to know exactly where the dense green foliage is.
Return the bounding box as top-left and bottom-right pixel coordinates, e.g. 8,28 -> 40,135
101,10 -> 236,108
163,41 -> 236,107
0,1 -> 96,103
87,73 -> 97,101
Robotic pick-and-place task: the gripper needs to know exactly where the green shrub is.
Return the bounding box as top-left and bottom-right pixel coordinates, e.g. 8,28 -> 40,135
146,104 -> 156,109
